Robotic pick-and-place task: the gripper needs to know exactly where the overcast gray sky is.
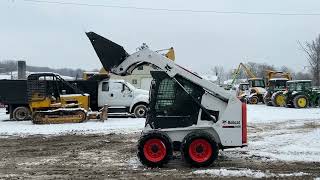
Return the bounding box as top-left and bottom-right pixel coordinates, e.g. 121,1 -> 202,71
1,0 -> 320,73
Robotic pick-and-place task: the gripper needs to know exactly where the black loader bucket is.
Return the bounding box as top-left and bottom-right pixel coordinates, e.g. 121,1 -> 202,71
86,32 -> 129,72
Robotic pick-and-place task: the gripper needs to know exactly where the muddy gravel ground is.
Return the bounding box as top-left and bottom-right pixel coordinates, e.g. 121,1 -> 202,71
0,132 -> 319,180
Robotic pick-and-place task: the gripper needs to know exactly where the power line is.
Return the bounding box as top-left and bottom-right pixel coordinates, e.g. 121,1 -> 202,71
18,0 -> 320,16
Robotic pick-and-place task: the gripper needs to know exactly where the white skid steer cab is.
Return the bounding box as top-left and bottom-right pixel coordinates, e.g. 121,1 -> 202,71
86,32 -> 247,167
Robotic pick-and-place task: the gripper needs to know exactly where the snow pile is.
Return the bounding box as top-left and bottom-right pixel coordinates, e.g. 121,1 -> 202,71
193,168 -> 308,178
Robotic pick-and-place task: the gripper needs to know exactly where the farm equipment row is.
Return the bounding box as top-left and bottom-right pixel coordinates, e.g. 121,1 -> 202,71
229,63 -> 320,108
234,68 -> 320,108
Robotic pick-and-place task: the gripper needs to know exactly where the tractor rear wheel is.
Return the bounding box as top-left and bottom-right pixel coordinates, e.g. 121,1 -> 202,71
249,96 -> 259,104
137,131 -> 172,167
181,131 -> 218,167
271,91 -> 286,107
293,95 -> 308,108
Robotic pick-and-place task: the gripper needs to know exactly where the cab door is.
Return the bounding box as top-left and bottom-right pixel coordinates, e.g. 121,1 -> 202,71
98,81 -> 129,107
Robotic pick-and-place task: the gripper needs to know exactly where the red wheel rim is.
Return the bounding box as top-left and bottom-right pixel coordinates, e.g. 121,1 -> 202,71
143,138 -> 167,162
188,139 -> 212,163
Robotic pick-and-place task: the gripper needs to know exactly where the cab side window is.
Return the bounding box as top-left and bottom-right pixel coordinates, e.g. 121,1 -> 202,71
102,82 -> 109,91
109,82 -> 123,91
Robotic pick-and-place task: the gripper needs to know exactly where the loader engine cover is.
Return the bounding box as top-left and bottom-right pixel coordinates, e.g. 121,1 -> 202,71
147,71 -> 204,129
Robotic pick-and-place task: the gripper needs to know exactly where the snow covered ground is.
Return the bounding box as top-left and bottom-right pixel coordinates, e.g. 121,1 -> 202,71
0,105 -> 319,163
0,108 -> 145,136
193,168 -> 308,178
245,105 -> 320,162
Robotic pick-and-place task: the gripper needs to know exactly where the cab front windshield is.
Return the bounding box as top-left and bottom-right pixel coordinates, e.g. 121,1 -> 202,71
124,82 -> 135,91
269,80 -> 287,89
250,80 -> 265,88
240,84 -> 249,91
288,82 -> 311,91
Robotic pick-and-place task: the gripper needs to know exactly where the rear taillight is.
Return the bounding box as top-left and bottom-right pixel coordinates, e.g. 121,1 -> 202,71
242,103 -> 247,145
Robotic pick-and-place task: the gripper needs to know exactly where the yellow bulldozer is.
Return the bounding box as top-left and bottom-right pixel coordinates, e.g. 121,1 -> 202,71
28,73 -> 104,124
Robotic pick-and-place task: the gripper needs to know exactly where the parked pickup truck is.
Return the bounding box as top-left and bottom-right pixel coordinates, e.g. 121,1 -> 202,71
0,76 -> 149,120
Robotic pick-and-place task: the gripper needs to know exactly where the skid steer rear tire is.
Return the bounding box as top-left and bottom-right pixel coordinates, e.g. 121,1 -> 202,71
293,95 -> 308,108
271,91 -> 286,107
13,106 -> 31,121
137,131 -> 173,167
181,131 -> 218,167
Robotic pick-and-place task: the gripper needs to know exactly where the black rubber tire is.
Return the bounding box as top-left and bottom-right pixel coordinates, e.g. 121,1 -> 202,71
181,131 -> 219,167
32,112 -> 42,124
271,91 -> 286,107
249,96 -> 259,104
263,93 -> 272,106
293,95 -> 309,108
133,104 -> 147,118
137,131 -> 173,167
12,106 -> 31,121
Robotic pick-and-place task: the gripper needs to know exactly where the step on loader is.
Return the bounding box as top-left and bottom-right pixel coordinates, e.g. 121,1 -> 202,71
87,32 -> 247,167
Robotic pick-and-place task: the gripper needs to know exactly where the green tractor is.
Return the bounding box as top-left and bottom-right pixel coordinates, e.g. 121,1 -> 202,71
283,80 -> 320,108
263,78 -> 288,107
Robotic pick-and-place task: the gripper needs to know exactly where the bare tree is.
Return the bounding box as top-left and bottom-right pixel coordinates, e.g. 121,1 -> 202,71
246,62 -> 275,78
279,66 -> 292,73
211,66 -> 224,85
298,34 -> 320,86
293,71 -> 312,80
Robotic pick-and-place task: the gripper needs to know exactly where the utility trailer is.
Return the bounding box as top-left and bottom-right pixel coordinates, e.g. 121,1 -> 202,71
87,31 -> 247,167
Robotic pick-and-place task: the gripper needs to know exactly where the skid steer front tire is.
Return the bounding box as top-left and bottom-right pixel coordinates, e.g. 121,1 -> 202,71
137,131 -> 173,167
181,131 -> 218,167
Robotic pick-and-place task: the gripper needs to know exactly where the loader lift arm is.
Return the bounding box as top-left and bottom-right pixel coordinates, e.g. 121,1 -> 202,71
86,32 -> 235,123
86,32 -> 231,103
